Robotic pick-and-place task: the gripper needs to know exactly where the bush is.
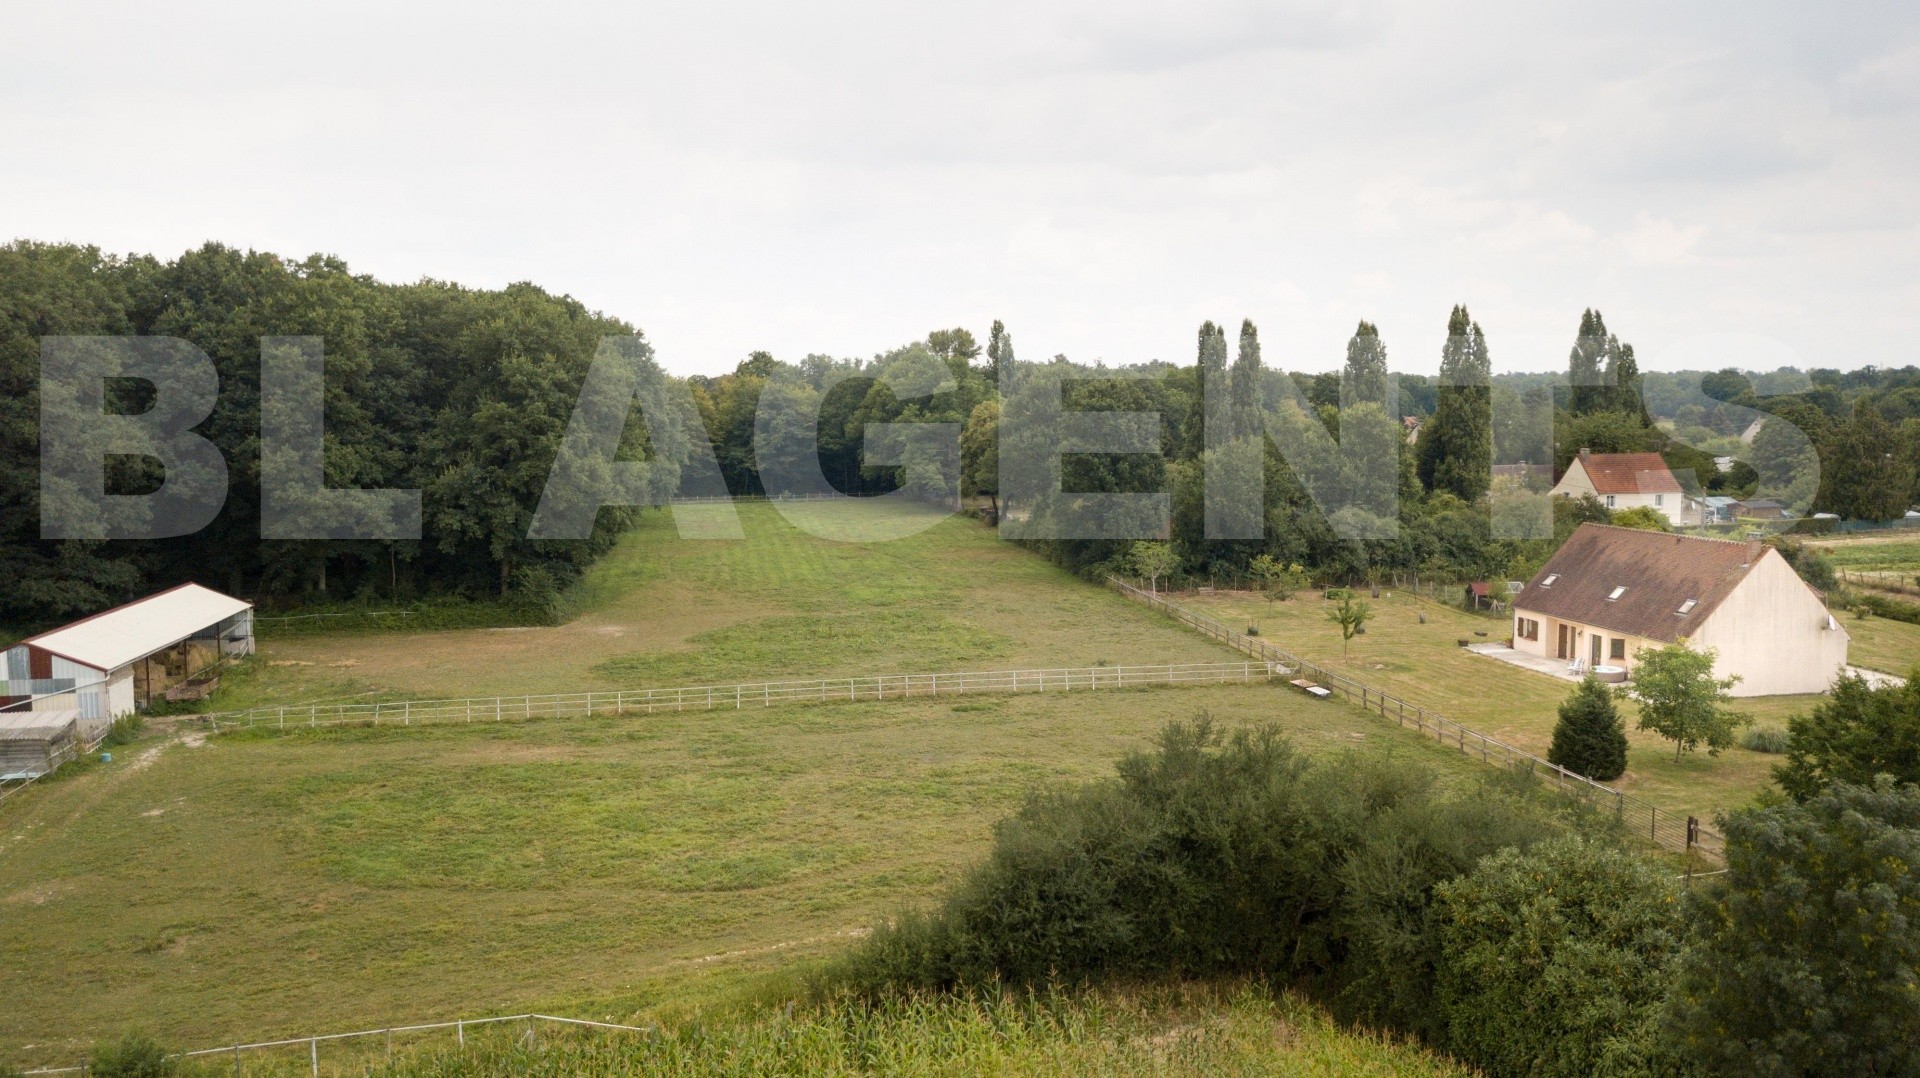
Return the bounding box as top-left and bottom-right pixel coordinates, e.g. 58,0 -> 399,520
1855,592 -> 1920,625
1738,725 -> 1791,754
100,714 -> 147,748
1774,670 -> 1920,801
89,1032 -> 175,1077
1547,676 -> 1628,781
1671,778 -> 1920,1075
1433,837 -> 1693,1077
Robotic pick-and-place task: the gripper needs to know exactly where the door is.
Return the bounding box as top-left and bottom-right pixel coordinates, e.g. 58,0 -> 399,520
1590,633 -> 1603,666
1556,624 -> 1570,659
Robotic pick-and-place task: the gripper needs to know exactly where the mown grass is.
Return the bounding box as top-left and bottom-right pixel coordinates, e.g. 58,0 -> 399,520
222,502 -> 1237,709
0,682 -> 1493,1068
1184,588 -> 1838,820
1807,536 -> 1920,572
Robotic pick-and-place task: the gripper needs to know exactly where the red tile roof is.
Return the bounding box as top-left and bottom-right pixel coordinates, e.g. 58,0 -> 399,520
1572,452 -> 1682,494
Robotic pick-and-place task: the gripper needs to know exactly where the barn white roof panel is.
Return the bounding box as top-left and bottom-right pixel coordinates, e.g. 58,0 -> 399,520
25,584 -> 251,672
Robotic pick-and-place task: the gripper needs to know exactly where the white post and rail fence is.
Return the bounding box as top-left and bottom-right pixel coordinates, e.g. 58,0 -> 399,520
1104,576 -> 1725,863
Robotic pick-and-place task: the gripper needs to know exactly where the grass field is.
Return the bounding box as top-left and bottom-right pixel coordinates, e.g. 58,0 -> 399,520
1182,588 -> 1844,820
0,682 -> 1497,1068
219,503 -> 1240,710
1807,535 -> 1920,572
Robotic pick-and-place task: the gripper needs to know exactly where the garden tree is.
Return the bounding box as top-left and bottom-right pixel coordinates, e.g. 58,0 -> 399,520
1248,554 -> 1308,602
1607,505 -> 1670,531
1326,588 -> 1372,656
925,326 -> 980,367
986,319 -> 1014,392
1229,318 -> 1265,439
1564,309 -> 1610,416
1766,535 -> 1837,592
1673,778 -> 1920,1075
1433,837 -> 1688,1077
960,399 -> 1000,512
1820,399 -> 1916,520
1774,671 -> 1920,800
1628,641 -> 1749,761
1553,410 -> 1663,474
1341,321 -> 1391,408
1547,676 -> 1628,781
1416,305 -> 1492,500
1129,540 -> 1179,594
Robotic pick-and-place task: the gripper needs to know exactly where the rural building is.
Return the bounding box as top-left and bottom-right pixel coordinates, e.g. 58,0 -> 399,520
1510,524 -> 1848,697
1731,498 -> 1791,521
1,584 -> 254,719
0,709 -> 88,779
1549,449 -> 1692,526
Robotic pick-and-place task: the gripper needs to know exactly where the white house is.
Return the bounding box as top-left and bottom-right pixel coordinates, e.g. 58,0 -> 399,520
1511,524 -> 1848,697
1549,448 -> 1692,526
2,584 -> 254,719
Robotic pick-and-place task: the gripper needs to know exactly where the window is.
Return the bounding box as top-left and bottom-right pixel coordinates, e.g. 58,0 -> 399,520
1610,638 -> 1626,660
1605,494 -> 1616,508
1516,617 -> 1540,641
1654,493 -> 1664,507
1540,574 -> 1559,588
1677,599 -> 1697,615
1607,586 -> 1627,601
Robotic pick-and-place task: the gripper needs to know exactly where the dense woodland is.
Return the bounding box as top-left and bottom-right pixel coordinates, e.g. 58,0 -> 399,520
4,240 -> 1919,629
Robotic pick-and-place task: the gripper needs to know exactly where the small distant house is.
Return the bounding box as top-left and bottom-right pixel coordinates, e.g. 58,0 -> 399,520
1511,524 -> 1847,696
1732,498 -> 1790,521
2,584 -> 254,719
1402,415 -> 1423,443
1700,496 -> 1739,524
1550,449 -> 1691,526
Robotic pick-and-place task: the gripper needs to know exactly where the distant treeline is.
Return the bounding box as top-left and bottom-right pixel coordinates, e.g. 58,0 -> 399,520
5,240 -> 1919,629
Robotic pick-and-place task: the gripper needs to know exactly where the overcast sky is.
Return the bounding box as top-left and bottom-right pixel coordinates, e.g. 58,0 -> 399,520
5,1 -> 1918,377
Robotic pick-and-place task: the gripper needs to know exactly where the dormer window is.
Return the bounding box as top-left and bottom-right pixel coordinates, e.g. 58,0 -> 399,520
1607,586 -> 1627,601
1541,574 -> 1559,588
1677,599 -> 1697,615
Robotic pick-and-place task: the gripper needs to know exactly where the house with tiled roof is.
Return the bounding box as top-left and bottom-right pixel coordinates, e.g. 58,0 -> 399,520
1510,524 -> 1848,696
1549,448 -> 1692,525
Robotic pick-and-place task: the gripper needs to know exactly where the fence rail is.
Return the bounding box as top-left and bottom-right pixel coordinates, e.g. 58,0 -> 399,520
21,1013 -> 654,1076
201,662 -> 1285,733
1106,577 -> 1724,862
1838,569 -> 1920,598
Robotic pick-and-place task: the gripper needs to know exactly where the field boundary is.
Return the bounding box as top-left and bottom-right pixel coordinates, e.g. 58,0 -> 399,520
197,662 -> 1288,733
1106,577 -> 1725,862
20,1013 -> 653,1076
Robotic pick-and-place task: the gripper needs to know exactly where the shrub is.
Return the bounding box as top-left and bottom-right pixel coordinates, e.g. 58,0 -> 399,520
1433,836 -> 1692,1077
1547,676 -> 1628,781
89,1032 -> 175,1077
1774,671 -> 1920,800
1856,592 -> 1920,625
101,715 -> 146,748
1671,778 -> 1920,1075
1738,725 -> 1791,754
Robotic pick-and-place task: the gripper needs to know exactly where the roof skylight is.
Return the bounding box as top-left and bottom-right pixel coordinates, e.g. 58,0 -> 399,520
1607,586 -> 1628,601
1677,599 -> 1698,615
1541,574 -> 1559,587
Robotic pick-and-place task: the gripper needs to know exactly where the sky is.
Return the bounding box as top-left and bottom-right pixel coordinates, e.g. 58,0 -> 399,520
4,1 -> 1919,378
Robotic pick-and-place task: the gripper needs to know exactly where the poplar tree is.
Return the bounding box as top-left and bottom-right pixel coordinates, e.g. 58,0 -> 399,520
1185,320 -> 1229,457
1604,339 -> 1651,424
1416,305 -> 1493,500
1566,309 -> 1608,416
986,319 -> 1015,394
1230,318 -> 1265,439
1342,321 -> 1390,408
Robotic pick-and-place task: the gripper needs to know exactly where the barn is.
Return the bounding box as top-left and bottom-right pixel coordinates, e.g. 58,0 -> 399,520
1511,524 -> 1848,696
1,584 -> 255,719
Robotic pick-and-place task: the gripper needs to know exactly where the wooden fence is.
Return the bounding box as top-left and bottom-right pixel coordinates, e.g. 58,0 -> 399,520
1106,577 -> 1724,862
1838,569 -> 1920,598
199,662 -> 1285,734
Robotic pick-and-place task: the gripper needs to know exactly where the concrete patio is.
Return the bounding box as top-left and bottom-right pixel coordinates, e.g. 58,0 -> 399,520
1465,643 -> 1605,684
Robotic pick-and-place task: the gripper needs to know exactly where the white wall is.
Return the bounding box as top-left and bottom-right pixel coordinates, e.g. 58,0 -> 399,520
1690,550 -> 1849,696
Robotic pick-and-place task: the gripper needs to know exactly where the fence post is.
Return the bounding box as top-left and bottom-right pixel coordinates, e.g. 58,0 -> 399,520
310,1036 -> 318,1077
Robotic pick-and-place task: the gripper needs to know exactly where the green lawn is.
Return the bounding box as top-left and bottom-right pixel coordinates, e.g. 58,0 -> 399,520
222,502 -> 1239,710
0,682 -> 1490,1068
1807,536 -> 1920,572
1183,588 -> 1834,820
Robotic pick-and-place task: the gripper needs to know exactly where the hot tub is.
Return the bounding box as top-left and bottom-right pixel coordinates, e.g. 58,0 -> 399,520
1591,664 -> 1629,684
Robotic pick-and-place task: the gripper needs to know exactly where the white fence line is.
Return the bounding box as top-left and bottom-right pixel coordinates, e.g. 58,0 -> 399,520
200,662 -> 1288,733
20,1013 -> 654,1076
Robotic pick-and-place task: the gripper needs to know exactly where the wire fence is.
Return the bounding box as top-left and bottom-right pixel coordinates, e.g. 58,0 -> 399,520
20,1013 -> 654,1076
199,661 -> 1288,734
1106,577 -> 1725,862
1838,568 -> 1920,598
